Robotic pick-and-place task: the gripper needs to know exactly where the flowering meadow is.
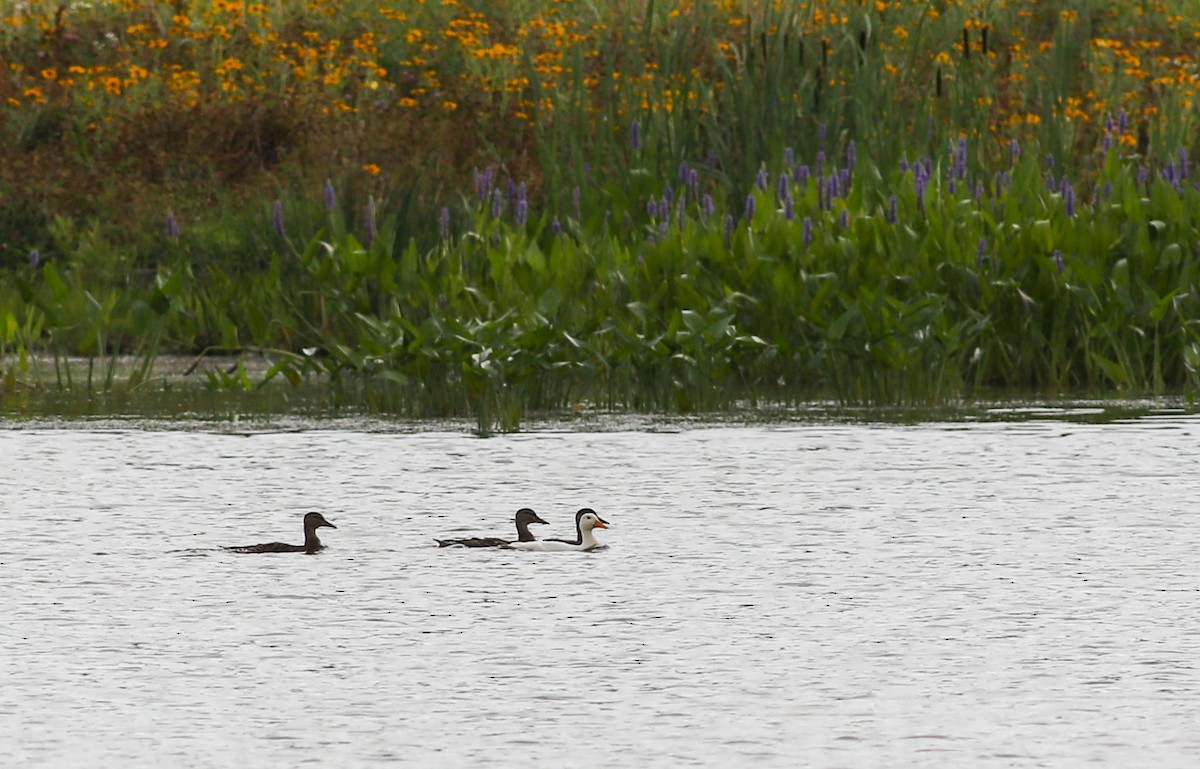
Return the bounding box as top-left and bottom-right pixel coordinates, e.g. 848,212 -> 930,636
2,0 -> 1199,424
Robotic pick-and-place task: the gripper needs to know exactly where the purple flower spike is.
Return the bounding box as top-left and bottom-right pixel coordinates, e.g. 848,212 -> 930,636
976,237 -> 988,269
887,195 -> 898,224
846,140 -> 857,170
784,196 -> 795,221
745,194 -> 756,220
1009,139 -> 1021,166
839,209 -> 850,230
516,198 -> 529,228
776,172 -> 790,201
1118,109 -> 1129,133
1064,182 -> 1076,217
630,119 -> 641,151
702,193 -> 715,219
30,249 -> 40,269
689,169 -> 700,196
802,217 -> 813,247
491,189 -> 504,219
796,165 -> 810,187
1180,147 -> 1190,180
646,197 -> 658,219
678,161 -> 690,185
1102,133 -> 1113,152
364,195 -> 378,245
324,178 -> 337,210
1137,165 -> 1149,187
272,199 -> 286,239
1046,153 -> 1055,170
724,213 -> 735,248
551,217 -> 563,236
756,168 -> 769,192
784,146 -> 794,167
658,196 -> 670,222
166,210 -> 182,240
439,207 -> 451,240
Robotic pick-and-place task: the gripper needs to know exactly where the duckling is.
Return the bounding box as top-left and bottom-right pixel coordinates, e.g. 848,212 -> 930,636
227,512 -> 337,554
437,508 -> 548,548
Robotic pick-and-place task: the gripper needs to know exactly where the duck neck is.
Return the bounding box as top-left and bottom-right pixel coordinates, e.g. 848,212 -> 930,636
578,527 -> 597,549
303,528 -> 323,554
515,521 -> 536,542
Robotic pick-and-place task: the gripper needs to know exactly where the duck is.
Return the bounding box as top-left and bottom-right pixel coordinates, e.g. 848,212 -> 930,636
226,512 -> 337,554
436,508 -> 549,548
506,508 -> 610,552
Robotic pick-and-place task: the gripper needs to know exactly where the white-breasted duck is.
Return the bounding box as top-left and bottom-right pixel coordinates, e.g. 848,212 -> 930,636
437,508 -> 549,548
506,508 -> 610,552
227,512 -> 337,554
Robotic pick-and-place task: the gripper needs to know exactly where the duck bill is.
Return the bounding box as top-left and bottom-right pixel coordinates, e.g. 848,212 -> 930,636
593,519 -> 610,529
323,521 -> 337,529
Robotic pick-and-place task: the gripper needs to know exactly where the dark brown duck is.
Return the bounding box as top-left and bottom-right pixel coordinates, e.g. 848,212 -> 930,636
437,508 -> 548,548
227,512 -> 337,554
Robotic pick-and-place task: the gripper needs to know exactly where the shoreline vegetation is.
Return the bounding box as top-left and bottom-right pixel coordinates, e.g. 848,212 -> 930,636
2,1 -> 1198,431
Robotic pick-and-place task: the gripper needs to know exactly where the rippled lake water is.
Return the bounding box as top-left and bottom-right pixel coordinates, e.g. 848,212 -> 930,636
4,408 -> 1200,767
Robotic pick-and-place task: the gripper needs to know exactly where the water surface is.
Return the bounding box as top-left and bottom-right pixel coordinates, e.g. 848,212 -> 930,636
4,411 -> 1199,767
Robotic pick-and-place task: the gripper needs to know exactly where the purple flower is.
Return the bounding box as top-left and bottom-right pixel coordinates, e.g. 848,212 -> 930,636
724,214 -> 735,248
323,178 -> 337,210
1064,182 -> 1076,217
839,167 -> 851,198
272,199 -> 286,239
646,197 -> 658,219
475,167 -> 494,202
846,140 -> 857,170
887,195 -> 897,224
689,168 -> 700,196
491,189 -> 504,219
1103,181 -> 1112,199
776,172 -> 790,201
1180,147 -> 1190,180
784,196 -> 795,220
1118,109 -> 1128,133
516,198 -> 529,228
954,136 -> 968,179
802,217 -> 813,247
795,165 -> 810,187
1137,165 -> 1149,187
1009,139 -> 1021,166
364,195 -> 378,245
629,119 -> 641,151
1053,249 -> 1065,274
702,193 -> 715,219
551,217 -> 563,236
1102,132 -> 1113,152
839,209 -> 850,230
756,168 -> 769,191
658,196 -> 670,222
744,194 -> 756,220
816,150 -> 826,177
165,210 -> 182,240
1045,153 -> 1055,170
664,182 -> 674,205
438,207 -> 451,240
784,146 -> 794,167
976,237 -> 987,269
900,155 -> 910,174
1104,114 -> 1115,133
678,161 -> 690,185
30,249 -> 40,269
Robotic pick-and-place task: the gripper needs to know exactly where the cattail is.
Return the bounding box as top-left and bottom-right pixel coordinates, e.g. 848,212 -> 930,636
323,178 -> 337,210
272,199 -> 286,239
962,27 -> 970,60
438,206 -> 451,240
981,25 -> 989,54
